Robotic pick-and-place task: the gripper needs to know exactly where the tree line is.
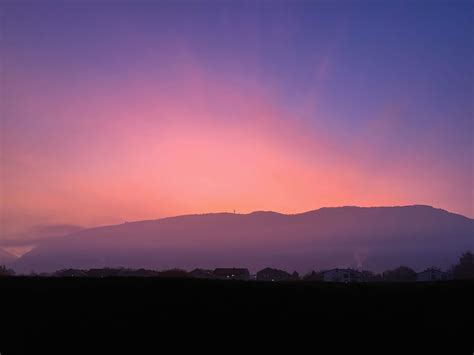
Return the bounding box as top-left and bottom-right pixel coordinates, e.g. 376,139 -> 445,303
1,251 -> 473,280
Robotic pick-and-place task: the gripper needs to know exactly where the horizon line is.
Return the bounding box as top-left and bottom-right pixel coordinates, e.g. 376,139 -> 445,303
0,204 -> 471,254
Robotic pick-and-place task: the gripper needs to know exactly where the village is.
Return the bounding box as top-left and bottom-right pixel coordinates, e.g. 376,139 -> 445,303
0,265 -> 457,282
2,251 -> 472,281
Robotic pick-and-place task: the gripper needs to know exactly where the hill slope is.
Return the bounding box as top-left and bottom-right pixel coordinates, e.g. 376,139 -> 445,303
13,205 -> 473,273
0,248 -> 18,266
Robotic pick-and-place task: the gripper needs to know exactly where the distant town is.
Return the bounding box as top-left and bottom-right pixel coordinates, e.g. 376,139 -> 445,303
1,251 -> 472,282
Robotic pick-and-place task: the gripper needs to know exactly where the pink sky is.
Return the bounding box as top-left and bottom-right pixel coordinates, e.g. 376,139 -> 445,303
2,62 -> 471,250
1,1 -> 472,254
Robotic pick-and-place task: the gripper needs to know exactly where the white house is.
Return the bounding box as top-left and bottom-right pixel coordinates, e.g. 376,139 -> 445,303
322,269 -> 361,283
416,268 -> 449,282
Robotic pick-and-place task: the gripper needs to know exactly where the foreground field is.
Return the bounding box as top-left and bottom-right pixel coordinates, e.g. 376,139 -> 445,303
1,278 -> 473,353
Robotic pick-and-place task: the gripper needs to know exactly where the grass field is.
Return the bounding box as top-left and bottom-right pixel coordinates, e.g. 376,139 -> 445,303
1,278 -> 473,354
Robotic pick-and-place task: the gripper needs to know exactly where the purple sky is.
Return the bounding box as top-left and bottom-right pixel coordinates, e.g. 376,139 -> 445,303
1,0 -> 473,253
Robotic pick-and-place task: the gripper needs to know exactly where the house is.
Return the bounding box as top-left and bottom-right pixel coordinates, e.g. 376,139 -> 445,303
416,268 -> 449,282
322,268 -> 361,283
189,268 -> 215,279
53,269 -> 87,277
213,268 -> 250,281
256,267 -> 296,281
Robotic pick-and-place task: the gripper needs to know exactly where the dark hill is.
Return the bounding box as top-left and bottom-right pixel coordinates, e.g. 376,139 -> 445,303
13,205 -> 473,273
0,248 -> 17,266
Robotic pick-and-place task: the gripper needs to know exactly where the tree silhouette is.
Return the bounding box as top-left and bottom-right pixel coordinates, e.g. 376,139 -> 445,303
302,271 -> 323,281
382,266 -> 417,282
0,265 -> 15,276
453,251 -> 474,279
158,269 -> 189,278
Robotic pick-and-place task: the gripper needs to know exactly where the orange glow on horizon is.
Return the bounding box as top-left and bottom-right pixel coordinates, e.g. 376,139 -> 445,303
2,56 -> 472,244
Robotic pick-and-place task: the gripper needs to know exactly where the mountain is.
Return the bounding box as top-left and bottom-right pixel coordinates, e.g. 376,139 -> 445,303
13,205 -> 473,273
0,248 -> 18,266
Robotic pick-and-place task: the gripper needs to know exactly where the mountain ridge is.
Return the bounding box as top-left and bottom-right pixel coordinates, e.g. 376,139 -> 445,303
12,205 -> 473,273
64,205 -> 472,229
0,248 -> 18,265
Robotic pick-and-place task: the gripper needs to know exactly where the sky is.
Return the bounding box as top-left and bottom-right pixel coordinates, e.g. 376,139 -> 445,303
1,0 -> 473,254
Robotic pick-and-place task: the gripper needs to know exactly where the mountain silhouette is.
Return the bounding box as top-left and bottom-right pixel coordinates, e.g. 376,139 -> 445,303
12,205 -> 473,273
0,248 -> 17,266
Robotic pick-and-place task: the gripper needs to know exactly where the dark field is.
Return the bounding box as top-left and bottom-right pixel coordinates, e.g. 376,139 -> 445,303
1,278 -> 473,354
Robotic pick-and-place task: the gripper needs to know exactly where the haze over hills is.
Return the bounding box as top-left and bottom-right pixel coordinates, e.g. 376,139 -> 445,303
12,205 -> 473,274
0,248 -> 18,266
